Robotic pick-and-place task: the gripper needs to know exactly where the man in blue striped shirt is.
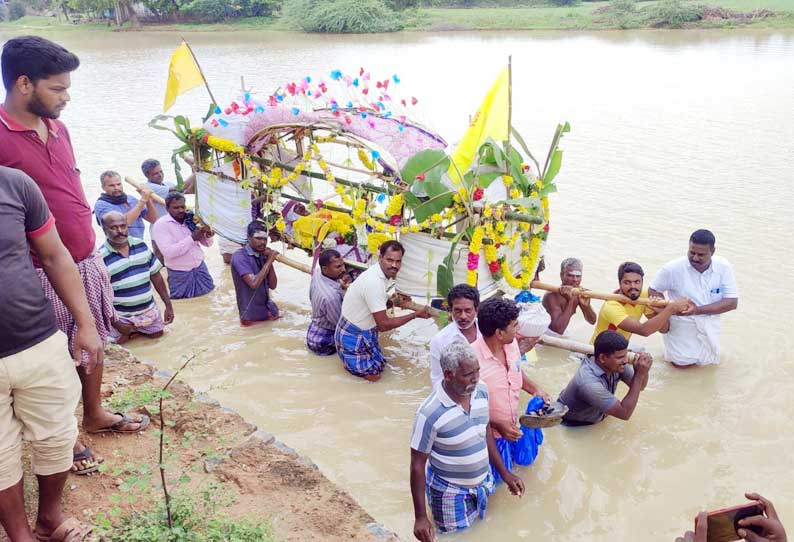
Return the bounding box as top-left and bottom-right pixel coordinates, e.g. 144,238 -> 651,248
98,211 -> 174,344
410,341 -> 524,540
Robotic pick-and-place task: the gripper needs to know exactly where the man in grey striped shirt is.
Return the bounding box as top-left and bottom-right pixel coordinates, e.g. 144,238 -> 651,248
410,341 -> 524,541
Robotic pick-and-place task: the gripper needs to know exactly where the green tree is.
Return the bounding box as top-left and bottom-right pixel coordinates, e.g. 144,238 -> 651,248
283,0 -> 402,33
8,0 -> 27,19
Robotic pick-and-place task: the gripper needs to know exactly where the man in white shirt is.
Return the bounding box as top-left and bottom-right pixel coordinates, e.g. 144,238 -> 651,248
334,240 -> 431,381
429,284 -> 481,388
650,229 -> 738,367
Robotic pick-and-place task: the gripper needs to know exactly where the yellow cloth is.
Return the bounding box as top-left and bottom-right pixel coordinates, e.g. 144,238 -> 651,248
590,289 -> 655,343
448,66 -> 510,182
163,42 -> 204,112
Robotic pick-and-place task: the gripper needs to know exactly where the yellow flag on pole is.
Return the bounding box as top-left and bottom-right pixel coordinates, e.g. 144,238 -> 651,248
163,42 -> 205,112
449,67 -> 510,181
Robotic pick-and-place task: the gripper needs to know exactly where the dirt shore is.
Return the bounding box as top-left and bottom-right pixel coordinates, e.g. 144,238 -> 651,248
4,345 -> 398,542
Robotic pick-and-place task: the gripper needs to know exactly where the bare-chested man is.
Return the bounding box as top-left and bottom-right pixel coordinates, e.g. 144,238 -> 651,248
542,258 -> 596,336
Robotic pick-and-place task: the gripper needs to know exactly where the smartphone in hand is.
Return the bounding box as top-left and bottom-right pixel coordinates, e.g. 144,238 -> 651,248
696,501 -> 764,542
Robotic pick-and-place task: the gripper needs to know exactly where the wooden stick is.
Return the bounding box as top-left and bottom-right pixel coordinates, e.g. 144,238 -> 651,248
530,280 -> 668,307
124,176 -> 166,205
539,334 -> 638,362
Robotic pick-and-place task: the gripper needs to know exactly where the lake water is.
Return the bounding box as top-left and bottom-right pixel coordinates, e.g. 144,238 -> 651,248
2,27 -> 793,541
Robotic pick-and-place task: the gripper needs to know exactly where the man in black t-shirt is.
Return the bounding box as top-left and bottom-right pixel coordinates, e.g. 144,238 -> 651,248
0,166 -> 100,541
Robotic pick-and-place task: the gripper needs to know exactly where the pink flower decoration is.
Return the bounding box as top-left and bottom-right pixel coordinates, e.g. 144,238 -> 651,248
467,253 -> 479,270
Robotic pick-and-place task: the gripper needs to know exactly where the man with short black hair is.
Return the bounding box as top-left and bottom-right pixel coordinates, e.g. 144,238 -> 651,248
591,261 -> 690,344
152,192 -> 215,299
230,220 -> 279,325
429,283 -> 482,388
649,229 -> 738,367
1,35 -> 148,474
542,257 -> 596,335
307,249 -> 349,355
472,297 -> 549,482
558,330 -> 654,425
141,158 -> 175,221
335,240 -> 431,381
94,170 -> 155,240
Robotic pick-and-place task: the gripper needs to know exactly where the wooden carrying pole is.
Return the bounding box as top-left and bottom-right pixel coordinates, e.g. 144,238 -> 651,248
125,176 -> 167,206
530,281 -> 669,307
539,334 -> 638,363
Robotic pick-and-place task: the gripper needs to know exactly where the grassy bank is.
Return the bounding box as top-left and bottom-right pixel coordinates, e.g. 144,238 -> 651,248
1,0 -> 793,34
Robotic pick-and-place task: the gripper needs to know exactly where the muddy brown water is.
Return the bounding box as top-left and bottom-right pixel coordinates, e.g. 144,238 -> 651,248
2,28 -> 793,541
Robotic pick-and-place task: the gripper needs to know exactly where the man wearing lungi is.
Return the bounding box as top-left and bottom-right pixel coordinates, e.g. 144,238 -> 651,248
650,229 -> 739,367
307,249 -> 349,355
98,212 -> 174,344
410,341 -> 523,541
1,36 -> 148,476
334,240 -> 431,381
473,297 -> 550,482
152,192 -> 215,299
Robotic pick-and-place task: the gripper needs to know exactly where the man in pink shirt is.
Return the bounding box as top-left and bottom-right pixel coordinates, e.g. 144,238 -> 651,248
152,192 -> 215,299
472,297 -> 550,482
1,35 -> 149,476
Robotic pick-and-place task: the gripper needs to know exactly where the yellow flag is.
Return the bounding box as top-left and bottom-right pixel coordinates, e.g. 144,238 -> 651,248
163,42 -> 204,112
449,67 -> 510,181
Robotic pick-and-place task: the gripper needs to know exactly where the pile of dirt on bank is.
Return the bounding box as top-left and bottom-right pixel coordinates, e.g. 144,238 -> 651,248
3,345 -> 398,542
701,6 -> 775,20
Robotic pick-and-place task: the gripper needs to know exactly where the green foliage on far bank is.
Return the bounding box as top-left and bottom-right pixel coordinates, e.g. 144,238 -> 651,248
282,0 -> 403,32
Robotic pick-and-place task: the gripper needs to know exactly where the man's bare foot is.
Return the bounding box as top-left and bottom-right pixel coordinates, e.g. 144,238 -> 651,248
363,373 -> 382,382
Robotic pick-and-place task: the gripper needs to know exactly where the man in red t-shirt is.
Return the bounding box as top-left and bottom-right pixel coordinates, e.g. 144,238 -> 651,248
1,36 -> 149,475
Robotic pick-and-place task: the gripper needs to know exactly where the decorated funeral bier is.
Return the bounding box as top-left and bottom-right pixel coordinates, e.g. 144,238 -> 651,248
152,64 -> 569,303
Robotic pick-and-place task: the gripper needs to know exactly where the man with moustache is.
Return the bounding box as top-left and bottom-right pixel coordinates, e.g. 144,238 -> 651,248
649,229 -> 739,367
410,341 -> 523,541
307,248 -> 350,355
559,330 -> 655,425
542,257 -> 597,336
98,212 -> 173,344
590,261 -> 690,344
230,221 -> 280,325
94,170 -> 156,240
152,192 -> 215,299
1,35 -> 148,476
334,240 -> 431,381
428,284 -> 482,388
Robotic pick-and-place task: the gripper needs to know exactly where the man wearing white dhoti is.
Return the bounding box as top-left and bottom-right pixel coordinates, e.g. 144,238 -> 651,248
650,229 -> 738,367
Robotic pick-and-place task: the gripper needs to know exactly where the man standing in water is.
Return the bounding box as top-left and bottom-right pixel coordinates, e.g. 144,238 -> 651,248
542,257 -> 597,335
410,341 -> 523,540
98,212 -> 174,344
307,249 -> 349,355
591,261 -> 690,344
0,35 -> 148,476
152,192 -> 215,299
94,170 -> 156,240
650,229 -> 738,367
335,240 -> 431,381
428,284 -> 481,388
230,221 -> 279,325
558,330 -> 654,426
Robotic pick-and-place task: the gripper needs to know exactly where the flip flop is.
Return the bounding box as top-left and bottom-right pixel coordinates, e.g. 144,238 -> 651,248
71,446 -> 103,476
519,401 -> 569,429
34,517 -> 93,542
88,412 -> 150,434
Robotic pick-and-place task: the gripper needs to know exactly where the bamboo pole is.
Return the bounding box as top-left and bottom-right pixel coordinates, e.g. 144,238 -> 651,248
539,334 -> 638,363
530,280 -> 669,307
181,38 -> 218,106
124,176 -> 166,205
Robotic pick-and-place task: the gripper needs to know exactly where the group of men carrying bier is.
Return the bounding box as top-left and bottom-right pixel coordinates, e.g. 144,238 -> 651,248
406,230 -> 739,538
